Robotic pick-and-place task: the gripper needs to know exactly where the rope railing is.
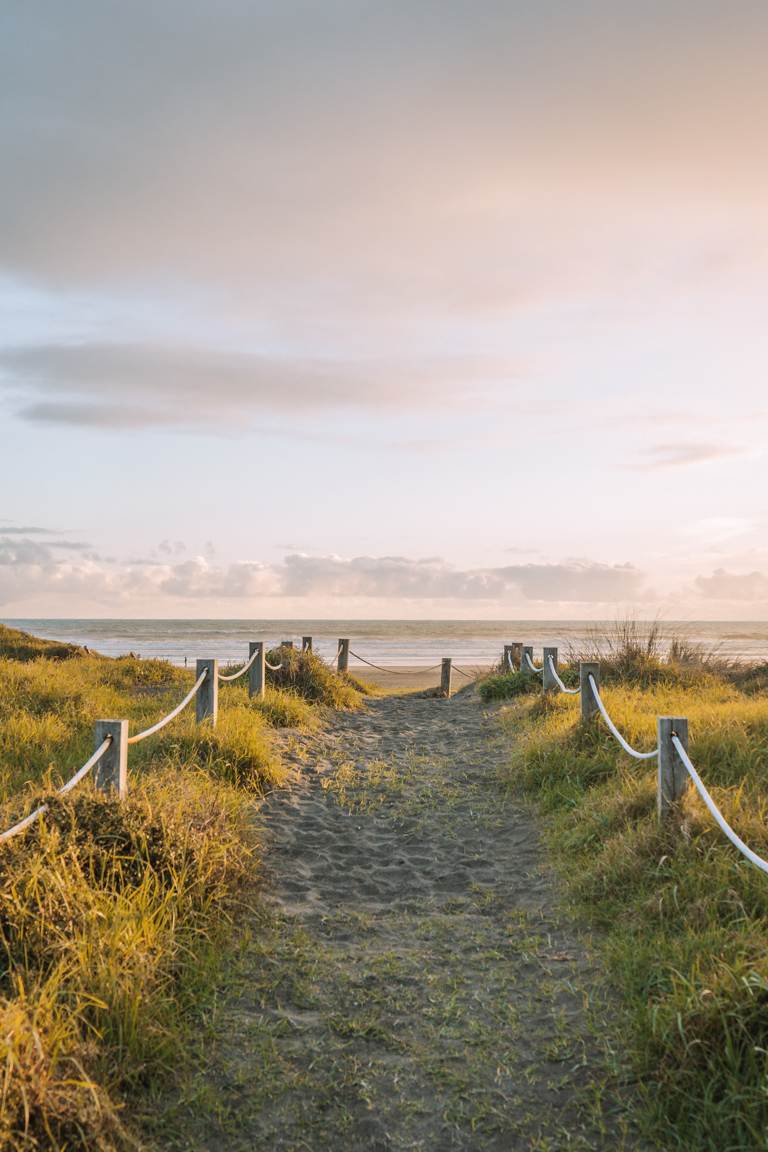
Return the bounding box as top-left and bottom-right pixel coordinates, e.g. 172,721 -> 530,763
348,651 -> 443,676
265,659 -> 283,672
587,675 -> 658,760
0,736 -> 113,845
545,654 -> 581,695
218,647 -> 261,683
524,652 -> 543,674
671,735 -> 768,877
508,637 -> 768,879
127,668 -> 209,745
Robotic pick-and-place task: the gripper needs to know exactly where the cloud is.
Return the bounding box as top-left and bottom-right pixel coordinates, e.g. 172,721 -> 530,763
0,523 -> 58,535
642,442 -> 745,469
695,568 -> 768,601
278,554 -> 643,603
0,545 -> 645,609
0,342 -> 517,430
2,2 -> 767,324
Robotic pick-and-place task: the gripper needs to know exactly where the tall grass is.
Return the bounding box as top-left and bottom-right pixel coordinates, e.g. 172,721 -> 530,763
0,625 -> 342,1149
490,623 -> 768,1148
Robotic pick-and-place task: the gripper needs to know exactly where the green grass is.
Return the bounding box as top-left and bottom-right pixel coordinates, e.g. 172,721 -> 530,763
490,642 -> 768,1149
0,625 -> 347,1149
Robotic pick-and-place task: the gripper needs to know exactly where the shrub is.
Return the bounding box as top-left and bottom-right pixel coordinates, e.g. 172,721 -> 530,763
265,646 -> 367,708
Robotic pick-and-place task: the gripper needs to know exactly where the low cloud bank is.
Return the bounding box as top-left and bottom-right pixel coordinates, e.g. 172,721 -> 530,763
0,540 -> 644,609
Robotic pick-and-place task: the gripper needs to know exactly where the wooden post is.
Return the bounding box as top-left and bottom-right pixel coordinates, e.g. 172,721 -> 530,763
281,639 -> 294,649
302,636 -> 312,652
657,716 -> 689,821
93,719 -> 128,798
441,657 -> 452,698
542,646 -> 558,692
196,659 -> 218,725
502,644 -> 514,672
580,662 -> 600,722
510,642 -> 522,672
248,642 -> 265,699
521,645 -> 534,676
338,639 -> 350,673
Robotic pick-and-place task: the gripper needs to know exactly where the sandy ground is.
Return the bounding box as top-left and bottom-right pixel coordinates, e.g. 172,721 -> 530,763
153,685 -> 645,1151
349,663 -> 492,693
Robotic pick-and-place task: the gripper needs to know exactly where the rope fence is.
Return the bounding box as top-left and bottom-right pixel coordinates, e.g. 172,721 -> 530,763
5,629 -> 764,877
508,639 -> 768,878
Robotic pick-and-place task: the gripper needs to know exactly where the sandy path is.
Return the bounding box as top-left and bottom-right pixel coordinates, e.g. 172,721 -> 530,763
157,687 -> 642,1151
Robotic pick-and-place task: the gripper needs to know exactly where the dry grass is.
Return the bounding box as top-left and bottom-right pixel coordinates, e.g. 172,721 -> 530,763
0,625 -> 334,1149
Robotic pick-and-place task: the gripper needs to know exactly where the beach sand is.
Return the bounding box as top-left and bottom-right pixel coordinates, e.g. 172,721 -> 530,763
349,662 -> 493,693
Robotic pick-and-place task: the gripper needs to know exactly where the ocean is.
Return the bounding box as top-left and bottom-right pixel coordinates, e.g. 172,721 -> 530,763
5,619 -> 768,668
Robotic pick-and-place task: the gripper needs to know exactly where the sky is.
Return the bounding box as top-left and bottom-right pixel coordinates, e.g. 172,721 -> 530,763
1,0 -> 768,620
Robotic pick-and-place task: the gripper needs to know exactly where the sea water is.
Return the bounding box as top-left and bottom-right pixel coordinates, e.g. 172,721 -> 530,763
5,619 -> 768,667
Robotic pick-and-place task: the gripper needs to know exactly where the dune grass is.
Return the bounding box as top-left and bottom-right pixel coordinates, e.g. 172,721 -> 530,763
265,644 -> 370,708
0,625 -> 360,1149
489,626 -> 768,1149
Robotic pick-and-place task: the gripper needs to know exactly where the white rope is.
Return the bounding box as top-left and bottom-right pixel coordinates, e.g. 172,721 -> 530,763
524,652 -> 543,674
506,650 -> 514,671
127,668 -> 208,745
0,736 -> 113,844
671,735 -> 768,876
265,660 -> 283,672
546,654 -> 581,695
348,651 -> 443,676
588,675 -> 658,760
218,647 -> 260,683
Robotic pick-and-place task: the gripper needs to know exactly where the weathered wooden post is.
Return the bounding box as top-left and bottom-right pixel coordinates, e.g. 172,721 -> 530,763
196,659 -> 218,726
657,717 -> 689,821
510,642 -> 523,671
93,719 -> 128,798
542,646 -> 558,692
441,657 -> 453,698
579,662 -> 600,722
281,639 -> 294,649
302,636 -> 312,652
521,645 -> 534,676
502,644 -> 514,672
248,641 -> 265,699
338,639 -> 350,673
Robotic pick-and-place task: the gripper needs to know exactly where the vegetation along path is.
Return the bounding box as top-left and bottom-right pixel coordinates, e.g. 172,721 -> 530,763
160,685 -> 644,1151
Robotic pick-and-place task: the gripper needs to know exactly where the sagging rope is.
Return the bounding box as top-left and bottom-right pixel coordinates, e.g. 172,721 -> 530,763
588,675 -> 658,760
348,651 -> 443,675
127,667 -> 208,745
218,646 -> 260,683
265,660 -> 283,672
546,654 -> 581,695
524,652 -> 544,674
671,735 -> 768,876
452,665 -> 476,679
0,736 -> 113,844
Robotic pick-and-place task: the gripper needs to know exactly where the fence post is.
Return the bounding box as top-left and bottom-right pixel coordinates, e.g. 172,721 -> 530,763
302,636 -> 313,652
509,642 -> 523,672
502,644 -> 514,672
196,659 -> 218,725
521,645 -> 534,676
542,646 -> 558,692
248,642 -> 265,699
579,662 -> 600,722
93,719 -> 128,798
441,658 -> 453,698
281,639 -> 294,650
338,639 -> 350,673
657,716 -> 689,821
